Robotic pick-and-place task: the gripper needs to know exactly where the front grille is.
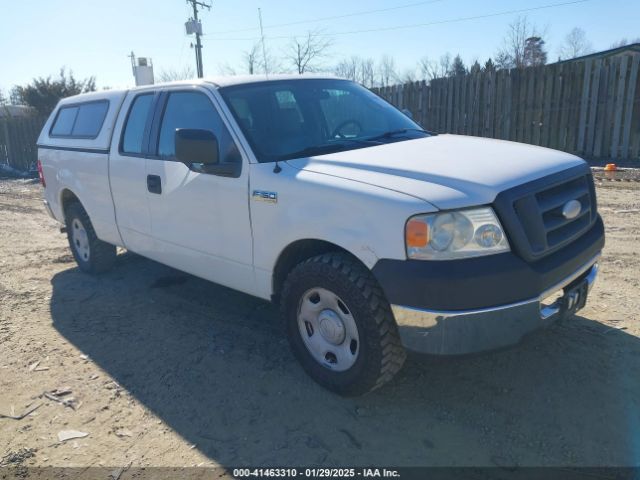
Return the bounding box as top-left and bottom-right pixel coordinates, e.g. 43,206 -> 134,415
493,165 -> 598,262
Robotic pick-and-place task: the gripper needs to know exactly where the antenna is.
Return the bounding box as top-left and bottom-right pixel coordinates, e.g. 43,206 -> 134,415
258,8 -> 269,79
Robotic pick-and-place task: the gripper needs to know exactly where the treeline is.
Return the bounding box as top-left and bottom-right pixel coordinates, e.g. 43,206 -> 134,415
1,69 -> 96,115
218,16 -> 640,88
2,15 -> 639,116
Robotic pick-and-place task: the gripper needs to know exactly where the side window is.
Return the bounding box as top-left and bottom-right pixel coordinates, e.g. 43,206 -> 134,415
72,102 -> 109,137
121,94 -> 154,154
157,91 -> 240,163
50,101 -> 109,138
50,107 -> 79,136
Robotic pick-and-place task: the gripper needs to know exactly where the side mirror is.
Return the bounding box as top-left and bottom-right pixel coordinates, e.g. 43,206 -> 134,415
175,128 -> 219,166
401,108 -> 414,120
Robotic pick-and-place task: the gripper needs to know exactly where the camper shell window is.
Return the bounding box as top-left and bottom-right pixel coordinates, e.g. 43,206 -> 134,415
50,100 -> 109,139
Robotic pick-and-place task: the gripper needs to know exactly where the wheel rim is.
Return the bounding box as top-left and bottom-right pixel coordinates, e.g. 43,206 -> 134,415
71,218 -> 90,262
297,287 -> 360,372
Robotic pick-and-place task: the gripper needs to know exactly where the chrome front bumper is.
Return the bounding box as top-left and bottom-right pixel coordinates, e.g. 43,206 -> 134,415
391,255 -> 600,355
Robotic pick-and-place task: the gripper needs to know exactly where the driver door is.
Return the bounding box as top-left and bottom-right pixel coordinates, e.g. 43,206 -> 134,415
144,87 -> 255,295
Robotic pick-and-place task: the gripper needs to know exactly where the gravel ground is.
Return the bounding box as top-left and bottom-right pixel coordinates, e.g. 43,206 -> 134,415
592,167 -> 640,183
0,179 -> 639,471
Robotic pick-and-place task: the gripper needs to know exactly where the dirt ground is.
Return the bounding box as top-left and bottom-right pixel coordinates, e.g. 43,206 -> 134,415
0,177 -> 639,470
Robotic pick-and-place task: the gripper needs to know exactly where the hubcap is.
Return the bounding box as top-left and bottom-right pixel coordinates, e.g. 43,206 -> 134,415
297,288 -> 359,371
71,218 -> 90,262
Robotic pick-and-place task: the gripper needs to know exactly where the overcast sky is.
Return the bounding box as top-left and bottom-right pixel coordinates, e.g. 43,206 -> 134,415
1,0 -> 638,92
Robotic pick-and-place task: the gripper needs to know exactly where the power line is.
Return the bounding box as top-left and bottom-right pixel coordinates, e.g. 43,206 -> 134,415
206,0 -> 448,36
202,0 -> 593,42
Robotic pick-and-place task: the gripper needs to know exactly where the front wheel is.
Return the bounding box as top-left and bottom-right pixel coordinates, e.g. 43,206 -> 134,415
65,202 -> 116,274
281,253 -> 406,396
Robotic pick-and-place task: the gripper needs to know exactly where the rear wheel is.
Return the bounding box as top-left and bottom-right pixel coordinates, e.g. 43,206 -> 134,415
65,202 -> 116,274
281,252 -> 406,396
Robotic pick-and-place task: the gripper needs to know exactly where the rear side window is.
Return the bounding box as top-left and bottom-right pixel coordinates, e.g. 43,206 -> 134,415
72,102 -> 109,137
50,107 -> 79,136
50,100 -> 109,138
121,94 -> 154,154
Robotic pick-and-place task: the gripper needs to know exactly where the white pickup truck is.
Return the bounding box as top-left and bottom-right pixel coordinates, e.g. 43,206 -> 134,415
37,75 -> 604,395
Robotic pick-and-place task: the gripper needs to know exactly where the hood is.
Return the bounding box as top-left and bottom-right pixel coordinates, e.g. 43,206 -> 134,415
285,135 -> 586,210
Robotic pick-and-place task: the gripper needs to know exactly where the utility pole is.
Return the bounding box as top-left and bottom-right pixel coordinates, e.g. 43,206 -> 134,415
185,0 -> 211,78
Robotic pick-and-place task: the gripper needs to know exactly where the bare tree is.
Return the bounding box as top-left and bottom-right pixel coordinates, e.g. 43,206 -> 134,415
245,40 -> 283,75
264,47 -> 283,75
378,55 -> 398,87
335,56 -> 377,87
428,53 -> 452,79
242,43 -> 261,75
438,53 -> 452,78
559,28 -> 593,59
360,58 -> 376,88
418,56 -> 436,81
494,50 -> 512,70
400,68 -> 418,84
495,16 -> 546,69
418,53 -> 453,82
217,63 -> 237,76
157,66 -> 196,82
609,37 -> 640,49
335,56 -> 360,81
0,89 -> 7,106
285,30 -> 332,74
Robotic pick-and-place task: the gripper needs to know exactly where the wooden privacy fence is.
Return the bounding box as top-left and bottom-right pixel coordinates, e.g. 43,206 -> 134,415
0,115 -> 47,172
373,51 -> 640,162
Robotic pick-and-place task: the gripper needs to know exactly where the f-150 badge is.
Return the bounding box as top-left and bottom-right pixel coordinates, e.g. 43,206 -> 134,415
252,190 -> 278,203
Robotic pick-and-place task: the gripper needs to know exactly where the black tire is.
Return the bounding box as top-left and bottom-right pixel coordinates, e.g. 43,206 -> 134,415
281,252 -> 406,396
65,202 -> 116,274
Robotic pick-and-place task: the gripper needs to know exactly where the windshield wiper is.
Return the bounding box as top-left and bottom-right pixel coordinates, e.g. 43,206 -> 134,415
364,128 -> 431,142
279,142 -> 364,160
277,130 -> 433,161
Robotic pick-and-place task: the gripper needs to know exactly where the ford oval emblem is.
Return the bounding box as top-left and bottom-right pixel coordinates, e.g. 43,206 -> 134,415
562,200 -> 582,220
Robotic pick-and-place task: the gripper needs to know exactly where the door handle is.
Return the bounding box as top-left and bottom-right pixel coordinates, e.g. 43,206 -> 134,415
147,175 -> 162,194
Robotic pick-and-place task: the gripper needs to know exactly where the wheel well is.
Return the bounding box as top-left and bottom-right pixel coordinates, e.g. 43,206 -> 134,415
60,189 -> 80,219
272,239 -> 365,302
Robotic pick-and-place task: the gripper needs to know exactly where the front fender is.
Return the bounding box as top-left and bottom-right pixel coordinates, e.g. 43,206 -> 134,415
249,162 -> 434,298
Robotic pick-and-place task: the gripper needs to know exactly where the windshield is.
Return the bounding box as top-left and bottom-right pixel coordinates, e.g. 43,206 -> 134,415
219,79 -> 429,163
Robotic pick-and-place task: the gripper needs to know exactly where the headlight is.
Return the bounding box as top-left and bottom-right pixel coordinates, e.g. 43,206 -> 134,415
405,207 -> 509,260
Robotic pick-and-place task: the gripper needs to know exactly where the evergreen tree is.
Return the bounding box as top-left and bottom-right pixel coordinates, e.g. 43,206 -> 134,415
484,58 -> 496,72
11,68 -> 96,115
449,55 -> 467,76
523,37 -> 548,67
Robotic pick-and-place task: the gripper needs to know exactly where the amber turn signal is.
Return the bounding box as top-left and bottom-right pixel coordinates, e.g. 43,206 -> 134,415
406,218 -> 429,248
